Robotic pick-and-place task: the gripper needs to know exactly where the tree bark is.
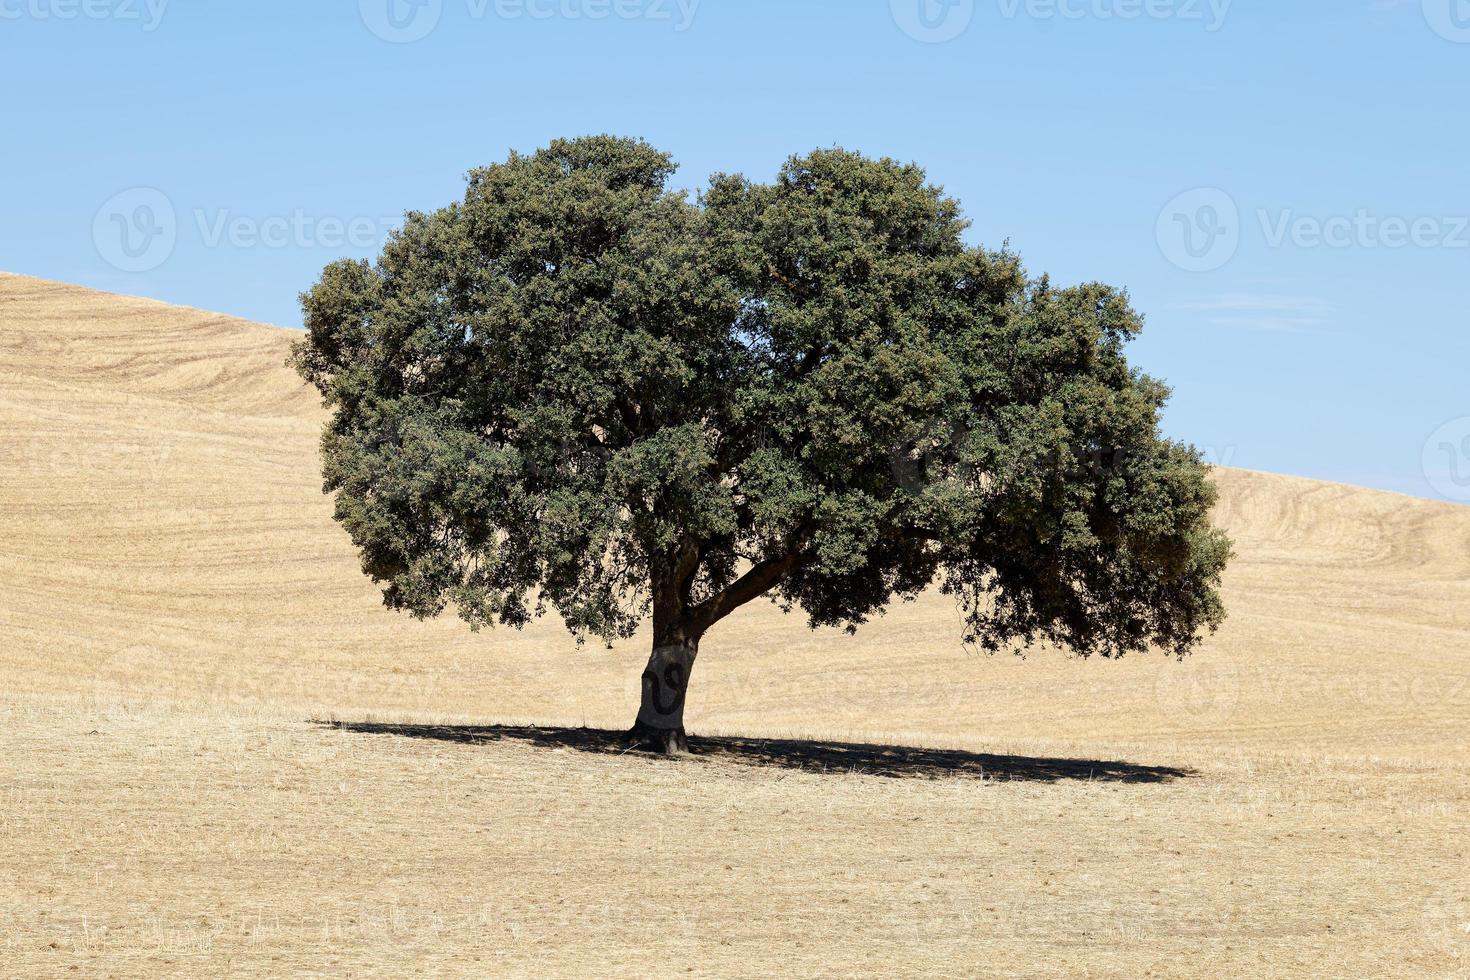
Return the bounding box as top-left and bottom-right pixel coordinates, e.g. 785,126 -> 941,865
626,535 -> 805,755
628,638 -> 699,755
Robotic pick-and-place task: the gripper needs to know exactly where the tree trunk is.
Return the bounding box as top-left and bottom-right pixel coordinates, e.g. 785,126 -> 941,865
628,638 -> 699,755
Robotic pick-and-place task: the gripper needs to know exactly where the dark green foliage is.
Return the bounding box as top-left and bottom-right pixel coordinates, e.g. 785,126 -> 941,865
293,135 -> 1230,659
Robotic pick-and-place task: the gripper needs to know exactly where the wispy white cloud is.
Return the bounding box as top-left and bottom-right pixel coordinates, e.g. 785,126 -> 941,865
1202,316 -> 1329,334
1169,295 -> 1334,333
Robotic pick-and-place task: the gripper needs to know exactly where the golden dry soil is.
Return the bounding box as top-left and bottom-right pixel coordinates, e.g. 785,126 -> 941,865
1,272 -> 1467,977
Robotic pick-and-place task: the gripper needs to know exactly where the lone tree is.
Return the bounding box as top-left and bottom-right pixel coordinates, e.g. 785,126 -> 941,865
293,135 -> 1230,754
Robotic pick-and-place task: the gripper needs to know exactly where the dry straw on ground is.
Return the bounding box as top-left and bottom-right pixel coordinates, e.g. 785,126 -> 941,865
1,272 -> 1467,977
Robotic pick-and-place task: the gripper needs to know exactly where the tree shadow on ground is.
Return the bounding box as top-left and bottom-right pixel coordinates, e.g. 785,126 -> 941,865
319,721 -> 1194,784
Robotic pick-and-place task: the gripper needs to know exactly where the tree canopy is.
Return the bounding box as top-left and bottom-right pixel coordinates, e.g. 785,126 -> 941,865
293,135 -> 1230,747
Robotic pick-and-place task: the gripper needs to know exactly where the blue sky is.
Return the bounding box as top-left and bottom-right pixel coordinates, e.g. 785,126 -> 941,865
3,0 -> 1468,500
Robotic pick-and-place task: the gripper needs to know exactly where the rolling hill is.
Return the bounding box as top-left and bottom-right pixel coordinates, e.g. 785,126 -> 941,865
1,271 -> 1467,977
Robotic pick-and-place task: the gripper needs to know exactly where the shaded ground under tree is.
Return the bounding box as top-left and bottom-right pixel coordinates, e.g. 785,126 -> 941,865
320,720 -> 1194,784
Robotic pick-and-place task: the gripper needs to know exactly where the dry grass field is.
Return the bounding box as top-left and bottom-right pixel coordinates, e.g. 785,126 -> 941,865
1,270 -> 1468,977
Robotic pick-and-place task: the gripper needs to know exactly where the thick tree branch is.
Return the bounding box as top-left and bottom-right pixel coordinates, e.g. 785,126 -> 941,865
687,540 -> 808,635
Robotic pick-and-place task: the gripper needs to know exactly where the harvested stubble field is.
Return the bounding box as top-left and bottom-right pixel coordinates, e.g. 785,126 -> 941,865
1,271 -> 1468,978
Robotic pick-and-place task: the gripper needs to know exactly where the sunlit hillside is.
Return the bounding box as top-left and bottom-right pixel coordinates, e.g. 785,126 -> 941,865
2,272 -> 1467,977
